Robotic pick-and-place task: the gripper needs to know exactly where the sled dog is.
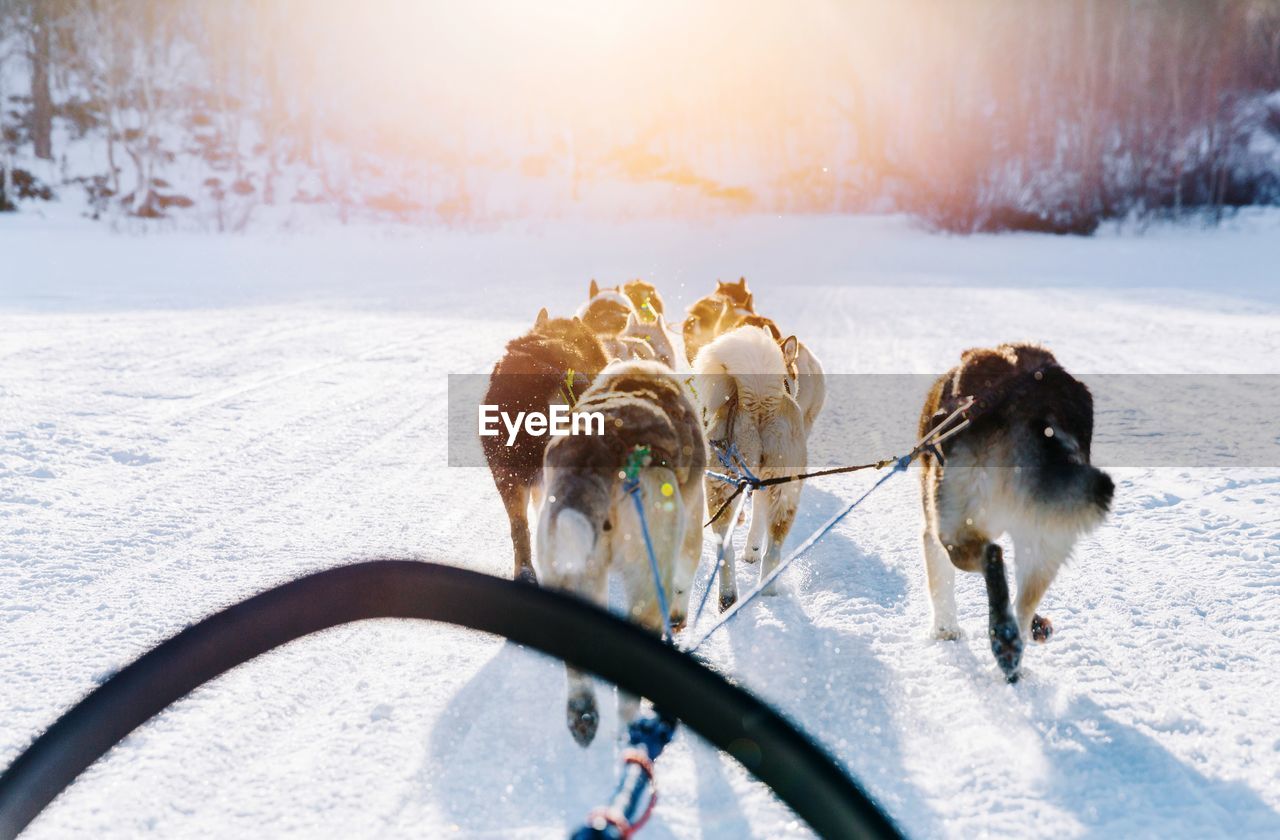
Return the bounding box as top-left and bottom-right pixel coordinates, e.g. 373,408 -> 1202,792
577,279 -> 667,338
683,280 -> 824,430
682,278 -> 757,363
481,308 -> 609,583
537,360 -> 706,746
694,325 -> 808,610
576,280 -> 635,337
919,343 -> 1114,681
622,278 -> 665,317
618,311 -> 688,372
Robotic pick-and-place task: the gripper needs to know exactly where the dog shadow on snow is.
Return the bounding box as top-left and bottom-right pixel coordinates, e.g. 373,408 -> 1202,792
770,490 -> 1279,836
421,641 -> 742,837
419,640 -> 633,836
414,487 -> 883,837
711,484 -> 944,836
414,481 -> 926,834
1025,691 -> 1280,836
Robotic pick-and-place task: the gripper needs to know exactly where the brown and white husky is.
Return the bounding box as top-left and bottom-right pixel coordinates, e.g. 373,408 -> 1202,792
577,279 -> 667,338
694,325 -> 808,610
578,280 -> 681,366
683,279 -> 824,430
537,360 -> 706,745
681,278 -> 757,364
481,309 -> 609,583
919,343 -> 1114,681
621,278 -> 664,317
618,311 -> 688,372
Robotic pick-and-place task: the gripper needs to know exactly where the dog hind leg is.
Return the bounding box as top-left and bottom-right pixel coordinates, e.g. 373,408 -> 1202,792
923,528 -> 961,639
982,543 -> 1024,682
759,482 -> 800,596
1013,534 -> 1067,643
744,489 -> 768,565
706,481 -> 739,611
671,480 -> 705,633
563,572 -> 607,746
497,479 -> 536,583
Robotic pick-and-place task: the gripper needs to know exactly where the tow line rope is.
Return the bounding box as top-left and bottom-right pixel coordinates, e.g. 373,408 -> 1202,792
579,398 -> 973,836
704,397 -> 972,528
688,397 -> 974,652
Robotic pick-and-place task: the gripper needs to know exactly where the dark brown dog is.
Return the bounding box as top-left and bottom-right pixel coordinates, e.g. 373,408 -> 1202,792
481,309 -> 609,582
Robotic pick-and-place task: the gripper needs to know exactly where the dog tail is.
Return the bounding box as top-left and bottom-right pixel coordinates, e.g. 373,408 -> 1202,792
694,325 -> 788,436
547,508 -> 595,577
1077,465 -> 1115,516
1031,461 -> 1115,533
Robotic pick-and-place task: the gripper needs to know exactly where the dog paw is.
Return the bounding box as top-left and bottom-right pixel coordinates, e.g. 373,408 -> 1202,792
668,612 -> 687,634
718,589 -> 738,612
989,618 -> 1024,683
1031,614 -> 1053,643
743,545 -> 762,565
566,695 -> 599,747
515,565 -> 538,585
931,624 -> 963,641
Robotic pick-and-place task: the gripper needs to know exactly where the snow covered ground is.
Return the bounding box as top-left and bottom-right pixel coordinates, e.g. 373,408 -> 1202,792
3,210 -> 1280,838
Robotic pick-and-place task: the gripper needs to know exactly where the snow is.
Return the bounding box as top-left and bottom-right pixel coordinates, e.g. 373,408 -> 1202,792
2,212 -> 1279,838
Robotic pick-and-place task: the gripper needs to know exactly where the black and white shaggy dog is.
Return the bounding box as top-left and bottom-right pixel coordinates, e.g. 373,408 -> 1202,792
919,343 -> 1114,681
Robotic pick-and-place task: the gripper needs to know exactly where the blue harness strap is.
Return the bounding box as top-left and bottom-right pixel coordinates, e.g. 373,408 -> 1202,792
624,478 -> 674,643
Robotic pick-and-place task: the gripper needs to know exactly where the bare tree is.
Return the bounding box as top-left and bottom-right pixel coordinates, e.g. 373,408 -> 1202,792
0,0 -> 18,208
72,0 -> 191,216
26,0 -> 52,159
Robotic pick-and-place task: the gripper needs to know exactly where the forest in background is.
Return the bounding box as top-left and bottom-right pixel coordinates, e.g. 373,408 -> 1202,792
2,0 -> 1280,232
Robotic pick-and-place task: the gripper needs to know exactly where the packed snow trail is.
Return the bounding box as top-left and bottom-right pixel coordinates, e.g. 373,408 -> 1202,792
2,215 -> 1279,838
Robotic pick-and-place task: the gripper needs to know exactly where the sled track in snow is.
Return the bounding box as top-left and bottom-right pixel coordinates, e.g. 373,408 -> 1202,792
0,560 -> 900,840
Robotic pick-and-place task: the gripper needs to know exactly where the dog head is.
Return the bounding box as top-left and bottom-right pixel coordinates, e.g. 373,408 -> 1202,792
715,277 -> 755,311
621,311 -> 682,370
622,279 -> 664,319
682,295 -> 733,364
577,280 -> 633,337
532,307 -> 605,359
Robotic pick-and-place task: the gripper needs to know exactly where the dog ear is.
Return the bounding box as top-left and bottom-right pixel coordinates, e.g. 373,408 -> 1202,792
780,335 -> 800,365
535,307 -> 549,328
589,279 -> 599,298
736,277 -> 748,290
654,313 -> 667,331
623,311 -> 638,333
